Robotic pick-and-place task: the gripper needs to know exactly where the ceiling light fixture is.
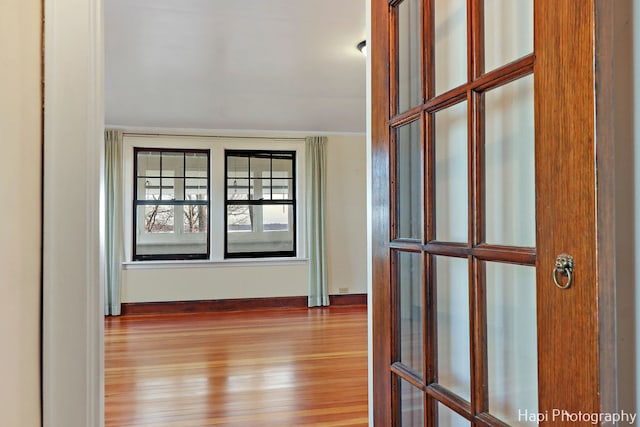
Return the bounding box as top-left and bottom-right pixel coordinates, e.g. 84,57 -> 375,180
357,40 -> 367,56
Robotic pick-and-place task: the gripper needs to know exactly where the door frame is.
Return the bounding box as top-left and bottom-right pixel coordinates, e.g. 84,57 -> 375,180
43,0 -> 104,426
370,0 -> 616,424
40,0 -> 616,425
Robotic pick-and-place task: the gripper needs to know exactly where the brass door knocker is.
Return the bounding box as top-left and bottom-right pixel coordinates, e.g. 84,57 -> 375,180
553,253 -> 574,289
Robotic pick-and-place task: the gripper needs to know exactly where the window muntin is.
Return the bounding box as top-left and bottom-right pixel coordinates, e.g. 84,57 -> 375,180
133,149 -> 210,260
225,150 -> 296,258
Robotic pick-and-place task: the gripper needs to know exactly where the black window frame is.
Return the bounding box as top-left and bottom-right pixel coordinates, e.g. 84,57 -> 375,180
224,149 -> 297,259
133,147 -> 211,261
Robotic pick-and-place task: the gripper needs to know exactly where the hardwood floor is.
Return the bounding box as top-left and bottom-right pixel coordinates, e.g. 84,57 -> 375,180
105,306 -> 368,426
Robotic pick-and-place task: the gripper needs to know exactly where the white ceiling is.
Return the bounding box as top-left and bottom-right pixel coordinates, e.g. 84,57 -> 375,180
105,0 -> 367,133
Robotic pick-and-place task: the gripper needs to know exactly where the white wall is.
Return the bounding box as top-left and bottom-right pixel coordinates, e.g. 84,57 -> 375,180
123,262 -> 309,301
326,135 -> 368,295
0,1 -> 41,426
120,133 -> 367,302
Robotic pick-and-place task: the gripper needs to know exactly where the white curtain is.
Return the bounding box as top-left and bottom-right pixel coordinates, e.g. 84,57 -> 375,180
105,129 -> 124,316
306,136 -> 329,307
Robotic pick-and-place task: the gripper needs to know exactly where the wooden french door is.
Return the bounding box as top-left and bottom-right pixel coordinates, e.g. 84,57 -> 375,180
371,0 -> 616,426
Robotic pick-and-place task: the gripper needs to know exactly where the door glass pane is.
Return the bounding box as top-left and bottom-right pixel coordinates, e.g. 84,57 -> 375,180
436,256 -> 470,401
396,120 -> 422,240
397,0 -> 422,113
437,402 -> 470,427
435,102 -> 467,242
485,75 -> 535,247
397,251 -> 423,376
434,0 -> 467,95
486,262 -> 538,426
399,378 -> 424,426
484,0 -> 533,73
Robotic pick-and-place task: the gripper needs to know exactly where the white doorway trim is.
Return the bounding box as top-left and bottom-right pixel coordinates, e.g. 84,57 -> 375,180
42,0 -> 104,425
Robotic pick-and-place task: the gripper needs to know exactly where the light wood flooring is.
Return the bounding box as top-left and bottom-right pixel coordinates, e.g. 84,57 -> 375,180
105,306 -> 368,426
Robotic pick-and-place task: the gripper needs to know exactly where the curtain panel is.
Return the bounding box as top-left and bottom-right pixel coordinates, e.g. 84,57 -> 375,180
306,136 -> 329,307
105,129 -> 124,316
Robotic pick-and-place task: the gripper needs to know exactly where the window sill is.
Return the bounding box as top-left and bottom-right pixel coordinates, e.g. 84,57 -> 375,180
122,257 -> 309,270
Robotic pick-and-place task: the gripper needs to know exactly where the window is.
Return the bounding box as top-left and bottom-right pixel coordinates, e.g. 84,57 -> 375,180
124,136 -> 304,264
225,150 -> 296,258
133,148 -> 210,260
